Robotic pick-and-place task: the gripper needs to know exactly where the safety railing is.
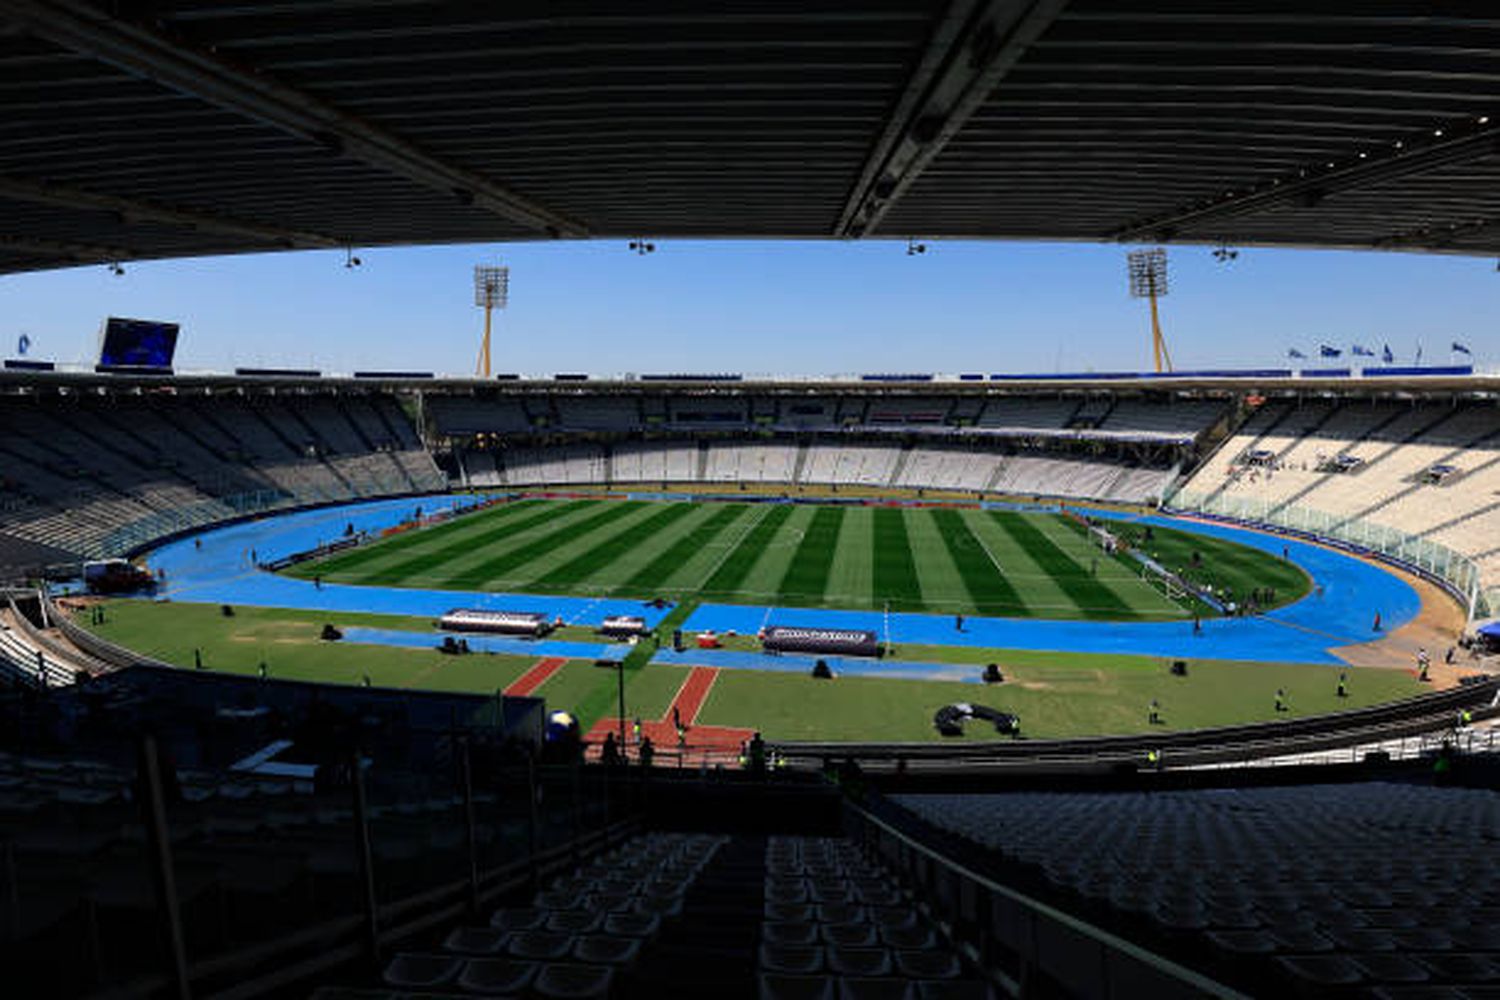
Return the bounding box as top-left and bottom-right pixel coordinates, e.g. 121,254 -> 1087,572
4,736 -> 644,1000
1170,489 -> 1488,618
844,799 -> 1250,999
95,477 -> 428,558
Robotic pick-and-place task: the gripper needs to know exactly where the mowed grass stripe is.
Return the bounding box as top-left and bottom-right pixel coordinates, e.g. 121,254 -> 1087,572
777,506 -> 844,604
903,510 -> 972,611
623,503 -> 748,593
300,500 -> 544,577
357,501 -> 595,586
702,504 -> 795,598
824,507 -> 873,607
990,512 -> 1134,618
929,508 -> 1026,615
871,508 -> 923,611
739,504 -> 815,601
532,502 -> 696,589
1030,516 -> 1179,616
440,501 -> 644,589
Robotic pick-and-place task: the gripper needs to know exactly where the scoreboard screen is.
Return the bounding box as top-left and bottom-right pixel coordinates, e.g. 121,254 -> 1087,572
98,317 -> 179,368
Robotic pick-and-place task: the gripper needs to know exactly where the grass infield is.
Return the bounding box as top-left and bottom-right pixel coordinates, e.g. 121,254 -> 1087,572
84,601 -> 1420,742
286,497 -> 1309,621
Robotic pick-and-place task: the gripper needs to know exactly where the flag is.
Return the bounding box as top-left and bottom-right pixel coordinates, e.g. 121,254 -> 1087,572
1288,348 -> 1306,359
1416,344 -> 1424,364
16,334 -> 29,356
1351,344 -> 1374,357
1382,344 -> 1394,364
1453,341 -> 1472,355
1319,345 -> 1342,358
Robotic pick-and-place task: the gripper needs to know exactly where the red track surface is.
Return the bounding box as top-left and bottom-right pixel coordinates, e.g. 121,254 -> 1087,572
584,665 -> 753,763
504,657 -> 567,697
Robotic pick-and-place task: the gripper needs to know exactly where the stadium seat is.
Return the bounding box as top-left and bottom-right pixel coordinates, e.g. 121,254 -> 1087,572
760,974 -> 835,1000
915,982 -> 996,1000
544,910 -> 603,935
837,977 -> 916,1000
603,912 -> 661,940
826,947 -> 893,977
490,908 -> 547,932
760,943 -> 825,975
765,922 -> 820,946
820,924 -> 878,948
571,934 -> 642,966
441,926 -> 510,956
1274,954 -> 1365,989
1351,953 -> 1433,984
381,953 -> 463,989
1415,953 -> 1500,983
531,962 -> 614,999
506,931 -> 575,961
455,957 -> 538,995
895,952 -> 962,980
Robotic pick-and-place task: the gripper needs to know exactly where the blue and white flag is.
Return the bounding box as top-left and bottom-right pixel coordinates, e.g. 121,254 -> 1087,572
16,334 -> 29,356
1382,344 -> 1394,364
1351,344 -> 1374,357
1453,341 -> 1472,355
1319,345 -> 1342,358
1288,348 -> 1306,359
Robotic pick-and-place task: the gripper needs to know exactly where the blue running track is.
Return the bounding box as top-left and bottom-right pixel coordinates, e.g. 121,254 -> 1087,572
140,496 -> 1419,668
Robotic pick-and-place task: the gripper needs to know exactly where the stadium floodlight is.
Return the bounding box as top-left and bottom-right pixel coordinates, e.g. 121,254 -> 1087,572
344,247 -> 362,268
906,237 -> 927,256
628,238 -> 656,255
473,264 -> 510,378
1212,245 -> 1239,263
106,261 -> 124,276
1126,248 -> 1173,373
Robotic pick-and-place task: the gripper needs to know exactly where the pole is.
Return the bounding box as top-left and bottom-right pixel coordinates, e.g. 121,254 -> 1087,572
525,751 -> 540,892
460,740 -> 480,917
137,735 -> 191,1000
1150,292 -> 1170,373
477,303 -> 493,378
617,659 -> 627,754
350,749 -> 381,972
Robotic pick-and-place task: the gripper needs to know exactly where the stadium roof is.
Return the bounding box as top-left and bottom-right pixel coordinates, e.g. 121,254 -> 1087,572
2,1 -> 1499,274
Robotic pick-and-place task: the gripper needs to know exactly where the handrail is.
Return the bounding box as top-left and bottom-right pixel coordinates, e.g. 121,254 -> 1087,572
844,799 -> 1250,999
44,593 -> 173,669
7,590 -> 112,675
777,677 -> 1498,765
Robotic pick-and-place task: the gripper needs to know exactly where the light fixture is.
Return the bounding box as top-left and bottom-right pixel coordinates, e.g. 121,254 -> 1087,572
628,238 -> 655,255
107,261 -> 124,276
344,247 -> 362,268
1212,245 -> 1239,263
1480,116 -> 1491,125
906,237 -> 927,256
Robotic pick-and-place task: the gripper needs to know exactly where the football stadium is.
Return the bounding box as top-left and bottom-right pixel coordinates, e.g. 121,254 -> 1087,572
2,4 -> 1500,999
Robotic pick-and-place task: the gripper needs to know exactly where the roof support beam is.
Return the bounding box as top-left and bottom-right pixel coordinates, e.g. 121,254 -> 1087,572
0,234 -> 136,262
1375,215 -> 1500,253
836,0 -> 1070,238
0,0 -> 587,238
1111,124 -> 1500,245
0,173 -> 341,249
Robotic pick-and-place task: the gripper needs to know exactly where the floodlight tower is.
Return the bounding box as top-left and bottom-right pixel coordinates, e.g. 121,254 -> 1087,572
1126,248 -> 1173,373
473,264 -> 510,378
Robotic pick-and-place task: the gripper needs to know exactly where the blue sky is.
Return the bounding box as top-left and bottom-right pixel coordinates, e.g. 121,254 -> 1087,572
1,240 -> 1493,376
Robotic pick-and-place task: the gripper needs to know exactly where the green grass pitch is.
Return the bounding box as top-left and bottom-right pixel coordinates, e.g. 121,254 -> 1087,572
84,601 -> 1421,743
286,497 -> 1308,621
